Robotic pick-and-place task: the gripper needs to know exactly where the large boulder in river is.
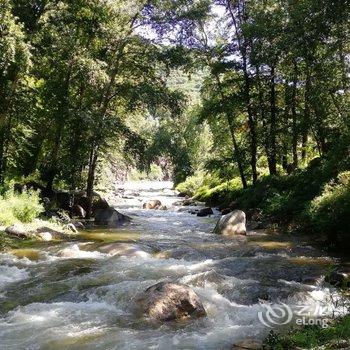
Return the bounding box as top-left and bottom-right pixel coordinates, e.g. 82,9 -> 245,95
214,210 -> 246,236
137,282 -> 206,322
94,207 -> 130,227
143,200 -> 162,210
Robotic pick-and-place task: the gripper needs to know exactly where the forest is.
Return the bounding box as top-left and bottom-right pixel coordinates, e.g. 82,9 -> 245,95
1,0 -> 349,246
0,1 -> 350,349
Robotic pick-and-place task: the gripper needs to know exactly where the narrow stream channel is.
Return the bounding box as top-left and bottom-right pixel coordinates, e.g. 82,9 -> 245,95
0,181 -> 345,349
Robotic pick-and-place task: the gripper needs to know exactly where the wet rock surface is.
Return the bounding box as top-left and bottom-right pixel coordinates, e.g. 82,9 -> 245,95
143,199 -> 162,209
137,282 -> 206,321
214,210 -> 247,236
94,207 -> 131,227
0,181 -> 346,350
197,207 -> 214,217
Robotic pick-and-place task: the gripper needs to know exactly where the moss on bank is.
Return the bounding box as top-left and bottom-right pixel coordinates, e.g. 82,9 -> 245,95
264,315 -> 350,349
177,153 -> 350,251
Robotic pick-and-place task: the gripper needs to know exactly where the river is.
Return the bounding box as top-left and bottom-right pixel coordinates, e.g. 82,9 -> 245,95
0,181 -> 346,349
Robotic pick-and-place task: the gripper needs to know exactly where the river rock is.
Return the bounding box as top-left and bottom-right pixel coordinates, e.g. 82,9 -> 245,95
36,226 -> 65,239
221,208 -> 232,215
177,192 -> 189,198
325,271 -> 350,287
137,282 -> 206,322
37,231 -> 53,241
143,200 -> 162,210
197,207 -> 214,217
214,210 -> 246,236
94,207 -> 130,227
92,198 -> 110,213
172,198 -> 203,206
72,204 -> 86,219
158,205 -> 168,210
97,243 -> 151,258
67,223 -> 78,233
70,220 -> 85,229
232,339 -> 262,350
5,224 -> 28,238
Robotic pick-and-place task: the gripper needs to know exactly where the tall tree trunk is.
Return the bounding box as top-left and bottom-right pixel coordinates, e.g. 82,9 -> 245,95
243,65 -> 258,184
228,120 -> 248,189
86,145 -> 99,219
256,66 -> 275,173
227,0 -> 258,184
85,10 -> 142,218
0,123 -> 6,184
213,73 -> 248,189
45,70 -> 71,192
302,68 -> 311,162
269,65 -> 277,175
291,60 -> 299,168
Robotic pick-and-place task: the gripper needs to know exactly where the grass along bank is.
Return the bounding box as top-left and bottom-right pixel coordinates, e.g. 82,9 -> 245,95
0,187 -> 76,250
176,152 -> 350,252
263,315 -> 350,349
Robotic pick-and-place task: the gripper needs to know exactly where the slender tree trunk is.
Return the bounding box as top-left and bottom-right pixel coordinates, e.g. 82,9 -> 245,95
291,60 -> 299,168
269,65 -> 277,175
228,120 -> 248,189
227,0 -> 258,184
302,68 -> 311,162
256,66 -> 275,173
213,74 -> 248,188
45,70 -> 71,192
243,64 -> 258,184
85,11 -> 142,217
46,118 -> 64,192
0,123 -> 6,184
282,82 -> 291,172
86,145 -> 99,219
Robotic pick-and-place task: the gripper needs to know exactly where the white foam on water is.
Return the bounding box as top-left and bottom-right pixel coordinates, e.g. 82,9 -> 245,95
0,181 -> 344,350
58,244 -> 106,260
0,265 -> 29,290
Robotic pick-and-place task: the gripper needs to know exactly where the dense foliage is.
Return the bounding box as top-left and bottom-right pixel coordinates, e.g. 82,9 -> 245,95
264,315 -> 350,350
0,188 -> 43,225
0,0 -> 188,215
0,0 -> 349,239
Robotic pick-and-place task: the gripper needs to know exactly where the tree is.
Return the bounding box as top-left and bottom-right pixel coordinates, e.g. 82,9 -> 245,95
0,0 -> 31,183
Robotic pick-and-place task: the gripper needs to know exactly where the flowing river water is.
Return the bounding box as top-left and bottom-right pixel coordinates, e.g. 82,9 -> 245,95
0,181 -> 346,349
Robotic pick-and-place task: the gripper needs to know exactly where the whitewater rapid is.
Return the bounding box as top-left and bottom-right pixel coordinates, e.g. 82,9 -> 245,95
0,181 -> 345,349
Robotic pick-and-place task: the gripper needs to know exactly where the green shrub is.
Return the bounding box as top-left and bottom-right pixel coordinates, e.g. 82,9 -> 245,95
0,189 -> 44,226
264,315 -> 350,349
176,173 -> 206,196
308,171 -> 350,243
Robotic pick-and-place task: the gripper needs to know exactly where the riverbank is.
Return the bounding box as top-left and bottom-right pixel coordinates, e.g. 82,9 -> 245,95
176,158 -> 350,255
263,315 -> 350,349
0,181 -> 349,349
